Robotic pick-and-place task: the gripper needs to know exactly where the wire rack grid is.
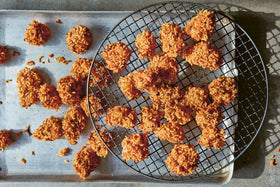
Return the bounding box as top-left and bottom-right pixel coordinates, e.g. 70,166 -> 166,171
86,1 -> 268,182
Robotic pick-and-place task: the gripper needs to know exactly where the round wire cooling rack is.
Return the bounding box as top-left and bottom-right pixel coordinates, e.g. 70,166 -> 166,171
86,1 -> 268,182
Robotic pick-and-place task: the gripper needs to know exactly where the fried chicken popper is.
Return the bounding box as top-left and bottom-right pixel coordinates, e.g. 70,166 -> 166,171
208,76 -> 237,107
102,41 -> 132,73
139,106 -> 164,134
154,122 -> 185,143
135,30 -> 157,59
57,75 -> 82,106
159,23 -> 185,57
149,83 -> 182,109
80,95 -> 106,118
89,63 -> 112,88
184,10 -> 216,41
118,73 -> 141,100
71,58 -> 92,82
164,103 -> 192,125
183,41 -> 224,71
166,144 -> 200,175
66,25 -> 92,54
62,107 -> 87,145
149,54 -> 179,84
73,146 -> 100,179
181,87 -> 209,111
0,45 -> 8,64
17,67 -> 42,108
0,130 -> 13,151
133,69 -> 159,92
24,20 -> 51,46
195,104 -> 225,129
32,116 -> 63,141
105,106 -> 137,129
87,128 -> 113,158
121,133 -> 149,163
38,84 -> 62,111
198,127 -> 226,149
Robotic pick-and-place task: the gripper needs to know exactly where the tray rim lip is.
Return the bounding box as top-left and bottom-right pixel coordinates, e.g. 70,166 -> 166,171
0,6 -> 235,184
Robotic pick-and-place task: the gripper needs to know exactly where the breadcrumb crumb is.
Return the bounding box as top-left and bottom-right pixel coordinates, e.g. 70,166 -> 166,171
26,61 -> 35,66
154,122 -> 185,143
64,160 -> 69,163
32,116 -> 63,141
166,144 -> 200,175
38,56 -> 43,63
0,130 -> 13,151
270,159 -> 276,166
135,30 -> 157,59
13,51 -> 20,56
102,41 -> 132,73
105,106 -> 137,129
31,151 -> 35,155
24,20 -> 51,46
20,158 -> 26,164
5,79 -> 12,83
48,53 -> 54,58
56,19 -> 62,24
139,106 -> 163,134
184,10 -> 216,41
57,147 -> 70,157
73,146 -> 100,179
122,133 -> 149,163
23,125 -> 32,136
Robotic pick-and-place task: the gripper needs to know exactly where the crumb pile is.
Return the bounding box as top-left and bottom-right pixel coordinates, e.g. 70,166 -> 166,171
62,107 -> 87,145
24,20 -> 51,46
102,41 -> 132,73
166,144 -> 200,175
32,116 -> 63,141
105,106 -> 137,129
17,67 -> 42,108
66,25 -> 92,54
135,30 -> 157,59
121,133 -> 149,163
38,84 -> 62,111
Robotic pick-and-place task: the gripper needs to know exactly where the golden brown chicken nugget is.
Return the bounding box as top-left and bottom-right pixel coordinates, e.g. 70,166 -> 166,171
71,58 -> 92,82
24,20 -> 51,46
89,63 -> 112,88
133,69 -> 159,92
118,73 -> 141,100
38,84 -> 62,111
80,95 -> 106,118
181,87 -> 209,111
139,106 -> 164,134
135,30 -> 157,59
198,127 -> 226,149
0,130 -> 13,151
154,122 -> 185,143
164,103 -> 192,125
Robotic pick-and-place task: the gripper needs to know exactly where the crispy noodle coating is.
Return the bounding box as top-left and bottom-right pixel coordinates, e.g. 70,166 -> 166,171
139,106 -> 164,134
164,103 -> 192,125
89,63 -> 112,88
208,76 -> 237,107
0,130 -> 13,150
149,54 -> 179,84
73,146 -> 100,179
184,10 -> 216,41
87,128 -> 114,158
71,58 -> 92,82
154,122 -> 185,143
133,69 -> 159,92
159,23 -> 185,57
195,104 -> 225,129
118,73 -> 141,100
0,45 -> 8,64
66,25 -> 92,54
57,75 -> 82,106
181,87 -> 209,111
17,67 -> 42,108
102,41 -> 132,73
62,107 -> 87,145
38,84 -> 62,111
24,20 -> 51,46
198,127 -> 226,149
166,144 -> 200,175
121,133 -> 149,162
32,116 -> 63,141
80,95 -> 106,118
183,41 -> 224,71
148,83 -> 182,109
105,106 -> 137,129
135,30 -> 157,59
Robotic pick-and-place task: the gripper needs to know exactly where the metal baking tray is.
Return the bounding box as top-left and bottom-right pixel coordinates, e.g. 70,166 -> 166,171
0,10 -> 233,184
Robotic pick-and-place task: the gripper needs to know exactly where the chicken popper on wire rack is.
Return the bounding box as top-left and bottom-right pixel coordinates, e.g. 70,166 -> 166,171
135,30 -> 157,59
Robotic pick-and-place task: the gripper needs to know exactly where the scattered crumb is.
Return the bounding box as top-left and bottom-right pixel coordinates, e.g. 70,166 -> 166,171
62,60 -> 71,65
54,57 -> 71,65
38,56 -> 43,63
270,159 -> 276,166
0,101 -> 2,105
46,58 -> 50,63
5,79 -> 12,83
17,131 -> 23,136
278,148 -> 280,152
64,160 -> 69,163
20,158 -> 26,164
48,53 -> 54,58
26,61 -> 35,66
57,147 -> 70,157
269,155 -> 275,159
31,151 -> 35,155
13,51 -> 20,56
56,19 -> 62,24
41,61 -> 45,64
23,125 -> 32,136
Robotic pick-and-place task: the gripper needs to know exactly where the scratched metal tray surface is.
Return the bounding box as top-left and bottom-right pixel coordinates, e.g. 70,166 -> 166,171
0,10 -> 233,184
